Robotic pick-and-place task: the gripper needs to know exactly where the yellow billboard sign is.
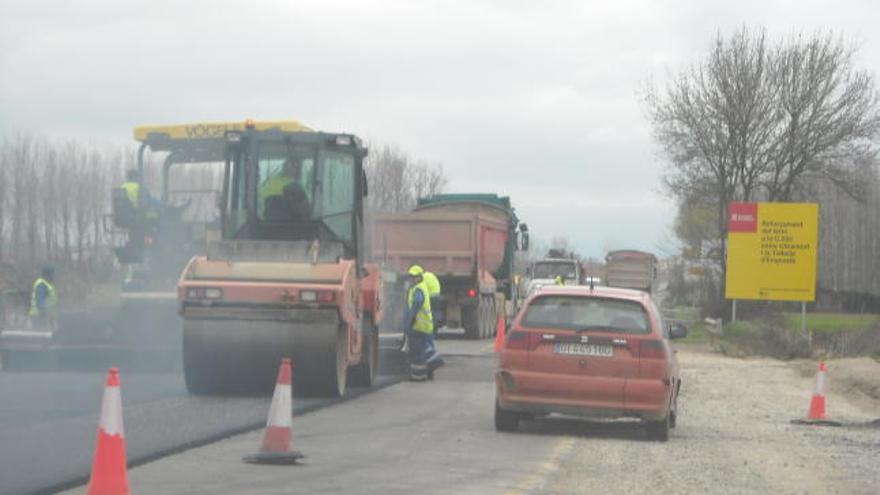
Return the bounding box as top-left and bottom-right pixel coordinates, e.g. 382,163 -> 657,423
725,202 -> 819,301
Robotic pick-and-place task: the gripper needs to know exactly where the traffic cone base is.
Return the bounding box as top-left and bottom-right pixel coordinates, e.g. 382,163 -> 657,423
243,450 -> 306,465
243,358 -> 305,465
494,316 -> 506,352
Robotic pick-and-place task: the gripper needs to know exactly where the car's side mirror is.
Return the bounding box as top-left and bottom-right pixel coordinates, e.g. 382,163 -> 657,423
668,322 -> 687,340
521,232 -> 530,251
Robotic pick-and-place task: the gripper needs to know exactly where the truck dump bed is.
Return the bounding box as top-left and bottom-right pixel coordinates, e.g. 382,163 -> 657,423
372,202 -> 509,278
605,249 -> 658,292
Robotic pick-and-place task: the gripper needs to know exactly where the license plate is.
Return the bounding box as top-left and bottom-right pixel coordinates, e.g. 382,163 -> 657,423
553,342 -> 613,357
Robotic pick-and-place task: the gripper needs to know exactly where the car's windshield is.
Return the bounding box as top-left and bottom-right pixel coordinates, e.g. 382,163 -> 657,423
533,262 -> 577,279
521,295 -> 650,334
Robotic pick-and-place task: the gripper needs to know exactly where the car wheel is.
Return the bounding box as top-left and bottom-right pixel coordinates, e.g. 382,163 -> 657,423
494,400 -> 519,432
646,414 -> 670,442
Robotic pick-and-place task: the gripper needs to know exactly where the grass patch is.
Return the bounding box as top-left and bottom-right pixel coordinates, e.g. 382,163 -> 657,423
719,312 -> 880,360
784,312 -> 880,334
721,316 -> 811,360
662,306 -> 710,343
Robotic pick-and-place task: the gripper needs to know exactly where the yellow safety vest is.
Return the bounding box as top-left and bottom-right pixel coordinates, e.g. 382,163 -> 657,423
423,272 -> 441,297
407,282 -> 433,334
121,181 -> 140,208
261,175 -> 294,199
555,276 -> 564,286
29,277 -> 58,317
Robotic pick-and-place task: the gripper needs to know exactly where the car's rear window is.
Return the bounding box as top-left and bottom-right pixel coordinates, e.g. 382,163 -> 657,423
521,295 -> 650,334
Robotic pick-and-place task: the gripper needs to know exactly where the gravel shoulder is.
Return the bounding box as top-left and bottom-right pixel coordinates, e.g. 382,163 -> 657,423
545,345 -> 880,494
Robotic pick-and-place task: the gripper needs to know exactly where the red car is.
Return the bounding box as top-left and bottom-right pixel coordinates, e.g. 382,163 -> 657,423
495,285 -> 685,441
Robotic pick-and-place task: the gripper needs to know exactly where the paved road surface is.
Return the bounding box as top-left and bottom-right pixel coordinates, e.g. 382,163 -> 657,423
55,341 -> 880,495
0,337 -> 406,495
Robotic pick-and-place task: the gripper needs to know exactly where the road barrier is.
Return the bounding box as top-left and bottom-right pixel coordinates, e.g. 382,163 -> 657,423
791,361 -> 842,427
87,367 -> 131,495
494,316 -> 506,352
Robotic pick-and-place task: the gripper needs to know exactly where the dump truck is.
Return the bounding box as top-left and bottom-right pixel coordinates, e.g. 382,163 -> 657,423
0,124 -> 228,370
521,256 -> 582,300
177,120 -> 382,397
372,194 -> 528,339
605,249 -> 658,293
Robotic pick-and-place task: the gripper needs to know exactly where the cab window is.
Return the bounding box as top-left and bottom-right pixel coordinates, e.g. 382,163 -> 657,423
256,143 -> 316,222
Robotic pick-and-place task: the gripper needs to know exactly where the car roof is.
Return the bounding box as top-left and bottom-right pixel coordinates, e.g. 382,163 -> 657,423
530,285 -> 651,305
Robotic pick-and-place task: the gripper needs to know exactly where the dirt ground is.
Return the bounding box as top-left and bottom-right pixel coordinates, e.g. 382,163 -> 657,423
545,344 -> 880,494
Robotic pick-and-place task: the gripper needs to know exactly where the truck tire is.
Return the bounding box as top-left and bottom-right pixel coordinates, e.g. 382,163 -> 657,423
481,295 -> 494,338
462,304 -> 480,339
296,324 -> 348,398
348,318 -> 378,388
489,296 -> 498,337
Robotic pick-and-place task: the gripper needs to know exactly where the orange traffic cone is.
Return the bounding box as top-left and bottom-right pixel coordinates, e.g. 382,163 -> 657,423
494,316 -> 506,352
243,358 -> 304,465
86,367 -> 131,495
807,362 -> 828,420
792,361 -> 841,427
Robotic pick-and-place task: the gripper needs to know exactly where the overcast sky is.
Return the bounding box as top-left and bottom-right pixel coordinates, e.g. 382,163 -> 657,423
2,0 -> 878,258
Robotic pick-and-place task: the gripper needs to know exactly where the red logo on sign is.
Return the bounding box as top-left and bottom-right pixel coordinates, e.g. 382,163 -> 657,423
728,202 -> 757,233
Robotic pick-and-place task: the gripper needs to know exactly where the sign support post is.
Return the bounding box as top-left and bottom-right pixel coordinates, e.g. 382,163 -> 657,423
801,302 -> 806,333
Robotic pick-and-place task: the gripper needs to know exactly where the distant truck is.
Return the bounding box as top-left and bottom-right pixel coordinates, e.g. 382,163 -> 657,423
604,249 -> 658,293
522,257 -> 582,299
373,194 -> 529,339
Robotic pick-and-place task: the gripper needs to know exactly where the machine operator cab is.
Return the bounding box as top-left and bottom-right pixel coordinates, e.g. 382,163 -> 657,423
219,123 -> 369,266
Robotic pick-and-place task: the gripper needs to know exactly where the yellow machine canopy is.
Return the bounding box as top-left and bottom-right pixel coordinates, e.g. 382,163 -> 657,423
134,120 -> 312,142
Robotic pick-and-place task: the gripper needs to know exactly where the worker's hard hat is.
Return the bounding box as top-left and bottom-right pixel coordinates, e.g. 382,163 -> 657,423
407,265 -> 424,277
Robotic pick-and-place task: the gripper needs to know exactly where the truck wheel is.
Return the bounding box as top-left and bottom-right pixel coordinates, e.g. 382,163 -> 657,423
480,295 -> 493,339
348,318 -> 378,387
462,305 -> 480,339
297,324 -> 347,398
489,297 -> 498,337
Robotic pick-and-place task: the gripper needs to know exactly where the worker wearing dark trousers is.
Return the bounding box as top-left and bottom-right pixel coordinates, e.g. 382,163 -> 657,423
405,265 -> 433,381
28,266 -> 57,329
421,270 -> 445,373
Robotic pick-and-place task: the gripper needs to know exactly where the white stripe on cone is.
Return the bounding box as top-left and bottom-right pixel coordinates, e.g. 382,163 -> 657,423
99,386 -> 124,437
266,380 -> 292,428
814,369 -> 826,396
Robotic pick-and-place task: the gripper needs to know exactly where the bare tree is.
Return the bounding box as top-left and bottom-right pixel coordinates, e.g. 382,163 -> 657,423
364,142 -> 448,214
645,27 -> 880,310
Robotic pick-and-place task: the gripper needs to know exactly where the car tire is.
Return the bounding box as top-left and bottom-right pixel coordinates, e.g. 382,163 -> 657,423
669,392 -> 678,429
494,400 -> 519,432
646,414 -> 670,442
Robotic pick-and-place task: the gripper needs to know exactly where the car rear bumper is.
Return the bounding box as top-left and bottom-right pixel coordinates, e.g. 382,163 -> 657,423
496,369 -> 671,421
